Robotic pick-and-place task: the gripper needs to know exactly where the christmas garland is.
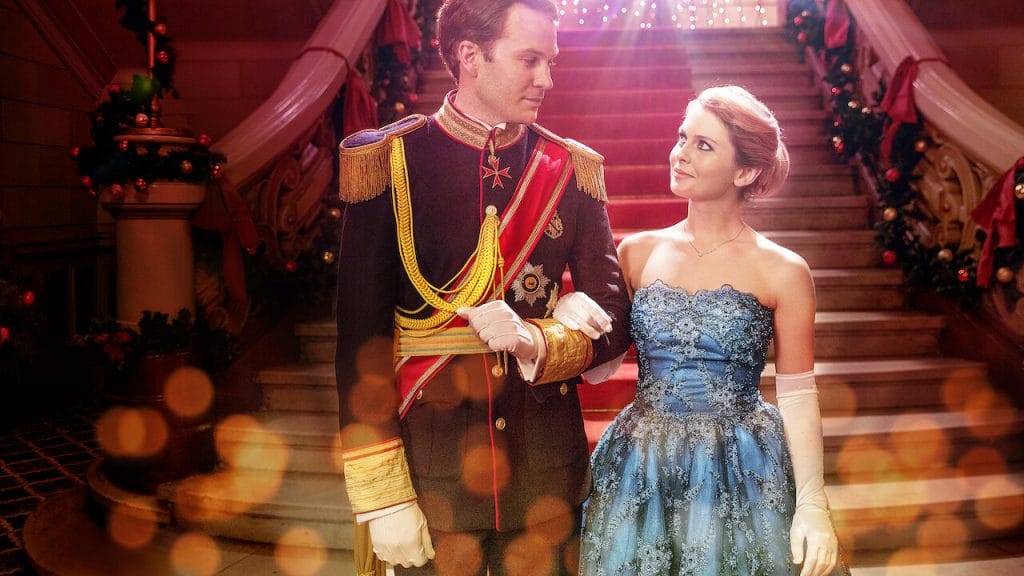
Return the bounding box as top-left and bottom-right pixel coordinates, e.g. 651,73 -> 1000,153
74,1 -> 225,194
785,1 -> 1024,309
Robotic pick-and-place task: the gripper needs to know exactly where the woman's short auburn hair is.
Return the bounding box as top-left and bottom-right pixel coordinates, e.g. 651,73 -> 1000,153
688,85 -> 790,199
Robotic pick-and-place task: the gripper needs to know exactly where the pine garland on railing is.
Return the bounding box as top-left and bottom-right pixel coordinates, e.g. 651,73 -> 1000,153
785,0 -> 1024,308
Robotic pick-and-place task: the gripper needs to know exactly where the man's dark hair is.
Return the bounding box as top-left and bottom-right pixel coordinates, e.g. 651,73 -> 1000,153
436,0 -> 558,82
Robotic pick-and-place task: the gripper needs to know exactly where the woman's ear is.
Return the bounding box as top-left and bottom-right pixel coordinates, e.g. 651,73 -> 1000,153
734,166 -> 761,189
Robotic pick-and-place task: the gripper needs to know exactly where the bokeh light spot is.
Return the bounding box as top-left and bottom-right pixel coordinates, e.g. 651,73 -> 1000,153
433,532 -> 483,576
274,527 -> 327,576
170,532 -> 221,576
164,366 -> 214,419
525,496 -> 573,544
502,532 -> 554,576
461,445 -> 510,496
107,503 -> 158,550
975,477 -> 1024,531
97,406 -> 168,458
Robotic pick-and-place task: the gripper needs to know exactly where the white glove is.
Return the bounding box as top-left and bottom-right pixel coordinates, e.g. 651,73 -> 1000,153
776,371 -> 839,576
367,502 -> 435,568
552,291 -> 613,339
457,300 -> 539,362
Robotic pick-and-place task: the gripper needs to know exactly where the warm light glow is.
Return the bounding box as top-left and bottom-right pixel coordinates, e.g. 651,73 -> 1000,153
97,406 -> 168,458
503,532 -> 555,575
462,442 -> 510,496
164,366 -> 214,419
433,532 -> 484,576
170,532 -> 222,576
275,527 -> 328,576
915,516 -> 968,560
975,477 -> 1024,531
107,503 -> 158,550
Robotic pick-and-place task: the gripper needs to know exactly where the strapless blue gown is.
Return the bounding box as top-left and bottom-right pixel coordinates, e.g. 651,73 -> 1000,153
579,281 -> 850,576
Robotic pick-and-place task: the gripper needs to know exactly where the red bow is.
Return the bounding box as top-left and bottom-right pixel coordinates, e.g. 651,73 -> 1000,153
878,56 -> 946,165
342,61 -> 378,136
378,0 -> 422,65
825,0 -> 850,50
971,156 -> 1024,287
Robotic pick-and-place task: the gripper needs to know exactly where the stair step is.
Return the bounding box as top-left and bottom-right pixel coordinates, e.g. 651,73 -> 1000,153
814,310 -> 943,358
829,472 -> 1024,552
606,194 -> 867,230
813,268 -> 907,310
163,470 -> 354,550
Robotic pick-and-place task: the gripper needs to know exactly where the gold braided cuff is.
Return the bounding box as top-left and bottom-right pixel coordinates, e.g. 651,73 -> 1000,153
527,319 -> 595,385
342,438 -> 417,514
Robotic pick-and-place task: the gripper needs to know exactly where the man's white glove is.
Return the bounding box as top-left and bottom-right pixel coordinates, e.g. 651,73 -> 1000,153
367,502 -> 435,568
776,371 -> 839,576
552,291 -> 613,339
458,300 -> 539,362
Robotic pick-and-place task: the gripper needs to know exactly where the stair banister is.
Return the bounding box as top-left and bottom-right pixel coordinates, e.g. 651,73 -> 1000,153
845,0 -> 1024,172
215,0 -> 388,188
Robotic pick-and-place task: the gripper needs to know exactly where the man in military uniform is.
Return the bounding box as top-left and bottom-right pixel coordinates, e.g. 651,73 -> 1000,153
335,1 -> 631,574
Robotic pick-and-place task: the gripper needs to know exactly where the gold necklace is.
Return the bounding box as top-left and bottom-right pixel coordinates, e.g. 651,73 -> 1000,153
685,221 -> 748,258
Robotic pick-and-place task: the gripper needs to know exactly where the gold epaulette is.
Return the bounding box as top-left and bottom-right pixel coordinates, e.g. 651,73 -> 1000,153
338,115 -> 428,203
529,123 -> 608,202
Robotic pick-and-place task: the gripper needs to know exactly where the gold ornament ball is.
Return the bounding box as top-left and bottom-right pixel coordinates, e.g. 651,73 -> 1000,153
937,248 -> 954,262
883,207 -> 898,222
134,113 -> 149,128
861,106 -> 873,116
179,160 -> 194,175
996,266 -> 1015,284
801,10 -> 811,17
394,101 -> 406,113
840,63 -> 853,75
328,207 -> 343,220
322,251 -> 336,265
914,139 -> 929,153
1015,182 -> 1024,200
847,100 -> 860,110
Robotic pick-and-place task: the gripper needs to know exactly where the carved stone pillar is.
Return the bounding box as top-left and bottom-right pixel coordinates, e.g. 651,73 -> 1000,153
102,179 -> 205,325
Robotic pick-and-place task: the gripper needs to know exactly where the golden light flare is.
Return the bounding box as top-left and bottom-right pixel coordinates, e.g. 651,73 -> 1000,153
170,532 -> 221,576
889,415 -> 951,473
940,370 -> 983,411
974,477 -> 1024,531
835,437 -> 900,484
461,444 -> 510,496
339,424 -> 385,454
433,532 -> 483,576
164,366 -> 214,419
502,531 -> 555,576
961,387 -> 1016,440
419,490 -> 455,531
214,414 -> 290,472
96,406 -> 169,458
956,446 -> 1007,477
347,380 -> 398,425
914,516 -> 968,561
525,496 -> 573,544
107,503 -> 158,550
274,527 -> 327,576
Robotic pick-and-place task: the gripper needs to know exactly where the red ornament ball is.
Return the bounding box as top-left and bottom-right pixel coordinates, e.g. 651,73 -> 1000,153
179,160 -> 194,175
134,113 -> 150,128
212,164 -> 225,180
197,134 -> 213,147
21,291 -> 36,307
118,139 -> 130,152
882,250 -> 898,266
430,38 -> 440,49
885,167 -> 901,183
833,141 -> 845,154
156,50 -> 171,65
110,183 -> 125,197
154,22 -> 168,36
0,326 -> 10,344
793,15 -> 804,26
957,268 -> 970,283
284,260 -> 298,273
797,32 -> 808,43
134,177 -> 149,192
245,244 -> 259,256
70,146 -> 81,159
830,86 -> 842,96
81,175 -> 93,188
409,93 -> 419,104
109,84 -> 121,94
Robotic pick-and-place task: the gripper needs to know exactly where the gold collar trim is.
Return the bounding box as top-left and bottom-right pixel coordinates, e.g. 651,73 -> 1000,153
434,91 -> 526,150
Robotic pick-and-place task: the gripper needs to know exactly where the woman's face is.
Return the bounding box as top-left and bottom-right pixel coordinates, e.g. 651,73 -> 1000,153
669,102 -> 748,202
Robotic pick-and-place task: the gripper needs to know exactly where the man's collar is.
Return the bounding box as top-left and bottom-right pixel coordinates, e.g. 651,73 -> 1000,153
434,91 -> 526,150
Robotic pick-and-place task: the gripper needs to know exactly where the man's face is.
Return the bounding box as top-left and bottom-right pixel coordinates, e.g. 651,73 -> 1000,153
463,3 -> 557,125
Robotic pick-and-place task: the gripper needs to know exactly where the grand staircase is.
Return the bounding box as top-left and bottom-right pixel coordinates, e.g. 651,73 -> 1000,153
45,25 -> 1023,576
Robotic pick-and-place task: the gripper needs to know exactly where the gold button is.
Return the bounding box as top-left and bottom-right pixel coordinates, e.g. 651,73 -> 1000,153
416,390 -> 424,400
494,417 -> 507,431
559,383 -> 568,396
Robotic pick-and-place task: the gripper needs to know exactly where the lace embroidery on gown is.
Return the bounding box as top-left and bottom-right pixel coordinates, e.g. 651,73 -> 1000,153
579,281 -> 850,576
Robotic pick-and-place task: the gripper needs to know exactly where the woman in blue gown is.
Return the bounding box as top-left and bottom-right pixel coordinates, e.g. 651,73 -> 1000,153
574,86 -> 850,576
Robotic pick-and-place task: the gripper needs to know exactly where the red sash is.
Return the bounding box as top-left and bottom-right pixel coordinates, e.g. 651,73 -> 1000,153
395,138 -> 573,417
